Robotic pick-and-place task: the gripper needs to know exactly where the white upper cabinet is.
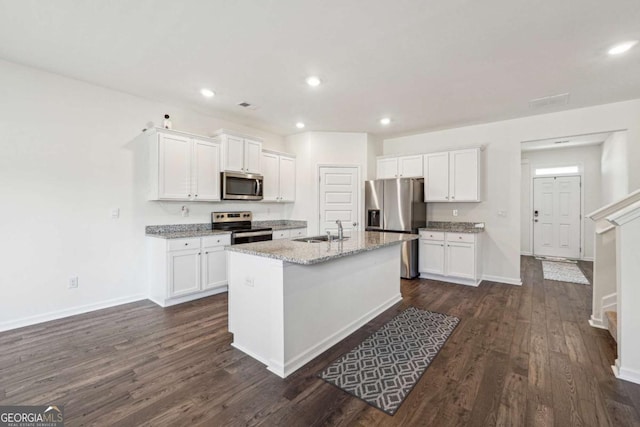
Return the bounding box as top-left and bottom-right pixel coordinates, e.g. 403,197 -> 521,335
158,133 -> 192,199
261,150 -> 296,202
398,155 -> 423,177
244,139 -> 262,174
217,131 -> 263,174
424,152 -> 450,201
148,128 -> 221,201
192,139 -> 221,201
424,148 -> 480,202
449,148 -> 479,202
376,155 -> 423,179
377,158 -> 399,179
279,155 -> 296,201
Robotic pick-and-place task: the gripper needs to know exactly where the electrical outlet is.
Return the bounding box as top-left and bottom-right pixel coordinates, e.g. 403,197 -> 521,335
111,208 -> 120,219
453,209 -> 459,217
69,276 -> 79,289
181,206 -> 189,217
244,277 -> 255,287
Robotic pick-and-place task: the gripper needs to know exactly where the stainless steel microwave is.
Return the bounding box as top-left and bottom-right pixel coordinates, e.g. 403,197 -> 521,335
221,171 -> 263,200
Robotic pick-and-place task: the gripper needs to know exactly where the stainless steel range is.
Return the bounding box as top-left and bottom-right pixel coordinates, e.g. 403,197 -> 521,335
211,211 -> 272,244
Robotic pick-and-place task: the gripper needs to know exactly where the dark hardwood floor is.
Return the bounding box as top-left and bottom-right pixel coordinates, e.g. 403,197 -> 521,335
1,256 -> 639,426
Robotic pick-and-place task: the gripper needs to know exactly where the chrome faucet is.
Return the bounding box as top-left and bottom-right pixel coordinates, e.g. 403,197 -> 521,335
336,220 -> 344,240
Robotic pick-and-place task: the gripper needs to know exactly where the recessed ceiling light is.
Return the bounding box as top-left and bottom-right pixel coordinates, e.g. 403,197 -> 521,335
608,41 -> 638,55
296,122 -> 305,129
200,88 -> 215,98
306,76 -> 321,87
380,117 -> 391,125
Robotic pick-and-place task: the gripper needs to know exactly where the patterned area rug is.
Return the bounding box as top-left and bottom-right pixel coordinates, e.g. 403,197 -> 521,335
318,307 -> 459,415
542,260 -> 589,284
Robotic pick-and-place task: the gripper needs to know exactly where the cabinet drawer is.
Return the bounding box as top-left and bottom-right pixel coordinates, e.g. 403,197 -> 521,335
447,232 -> 475,243
289,228 -> 307,237
419,231 -> 445,241
168,238 -> 201,251
273,230 -> 291,240
202,234 -> 231,247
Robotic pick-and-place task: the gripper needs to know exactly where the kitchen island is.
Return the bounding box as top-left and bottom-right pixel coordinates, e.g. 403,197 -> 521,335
225,231 -> 418,378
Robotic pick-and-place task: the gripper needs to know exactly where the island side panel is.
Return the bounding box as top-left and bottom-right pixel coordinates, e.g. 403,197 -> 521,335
227,251 -> 285,367
281,244 -> 402,376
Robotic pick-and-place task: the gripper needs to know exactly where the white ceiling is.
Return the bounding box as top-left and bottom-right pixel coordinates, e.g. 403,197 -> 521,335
1,1 -> 639,137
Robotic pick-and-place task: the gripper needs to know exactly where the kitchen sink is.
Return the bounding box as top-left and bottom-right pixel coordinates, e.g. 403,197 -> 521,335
293,235 -> 350,243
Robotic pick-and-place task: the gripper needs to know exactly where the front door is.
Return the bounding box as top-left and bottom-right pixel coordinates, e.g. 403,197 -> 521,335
533,176 -> 581,258
319,167 -> 359,237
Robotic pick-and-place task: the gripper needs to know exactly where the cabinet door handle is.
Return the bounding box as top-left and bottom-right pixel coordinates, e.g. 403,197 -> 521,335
184,243 -> 189,246
205,251 -> 208,254
188,194 -> 192,198
198,252 -> 201,256
451,195 -> 455,200
195,194 -> 198,198
445,196 -> 449,200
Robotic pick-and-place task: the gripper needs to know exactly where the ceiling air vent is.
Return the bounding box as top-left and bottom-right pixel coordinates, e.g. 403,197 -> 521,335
237,102 -> 258,110
528,93 -> 570,109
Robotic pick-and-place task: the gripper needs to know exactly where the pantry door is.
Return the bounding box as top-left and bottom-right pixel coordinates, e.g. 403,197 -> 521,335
319,166 -> 360,237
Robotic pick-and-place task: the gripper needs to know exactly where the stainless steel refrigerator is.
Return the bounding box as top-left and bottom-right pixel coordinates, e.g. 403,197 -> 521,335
365,178 -> 426,278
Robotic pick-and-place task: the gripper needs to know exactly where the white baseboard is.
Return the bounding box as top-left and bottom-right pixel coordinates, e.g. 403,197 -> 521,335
149,286 -> 228,308
588,315 -> 607,330
617,367 -> 640,385
419,272 -> 480,287
613,360 -> 640,385
481,274 -> 523,286
0,294 -> 147,332
581,256 -> 594,262
521,251 -> 533,256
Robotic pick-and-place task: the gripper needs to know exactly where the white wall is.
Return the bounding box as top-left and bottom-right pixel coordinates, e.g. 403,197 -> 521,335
601,131 -> 629,205
0,59 -> 287,330
285,132 -> 369,234
384,99 -> 640,284
521,144 -> 603,259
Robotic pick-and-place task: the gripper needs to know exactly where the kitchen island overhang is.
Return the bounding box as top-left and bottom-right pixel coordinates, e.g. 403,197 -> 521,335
225,231 -> 419,378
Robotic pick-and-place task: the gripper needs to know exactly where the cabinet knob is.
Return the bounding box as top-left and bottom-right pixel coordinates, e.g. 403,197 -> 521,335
195,194 -> 198,198
188,194 -> 191,197
459,236 -> 462,239
184,243 -> 188,246
451,196 -> 455,200
445,196 -> 449,200
198,252 -> 201,256
205,251 -> 208,254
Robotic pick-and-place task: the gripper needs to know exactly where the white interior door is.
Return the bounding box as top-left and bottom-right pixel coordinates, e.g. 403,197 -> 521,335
533,176 -> 581,258
319,166 -> 359,237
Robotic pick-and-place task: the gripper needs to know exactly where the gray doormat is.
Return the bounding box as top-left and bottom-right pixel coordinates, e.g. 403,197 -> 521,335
542,260 -> 589,284
318,307 -> 459,415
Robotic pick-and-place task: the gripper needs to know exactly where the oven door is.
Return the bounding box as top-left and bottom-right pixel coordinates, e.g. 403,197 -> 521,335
232,230 -> 273,245
222,172 -> 263,200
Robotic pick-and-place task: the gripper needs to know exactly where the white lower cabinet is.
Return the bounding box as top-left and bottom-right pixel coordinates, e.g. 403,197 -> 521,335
289,228 -> 307,238
148,234 -> 231,306
419,231 -> 482,286
273,227 -> 307,240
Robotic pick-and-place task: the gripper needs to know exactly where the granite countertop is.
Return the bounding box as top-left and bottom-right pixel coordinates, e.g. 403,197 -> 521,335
145,220 -> 308,239
253,220 -> 307,231
226,231 -> 418,265
420,221 -> 485,234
